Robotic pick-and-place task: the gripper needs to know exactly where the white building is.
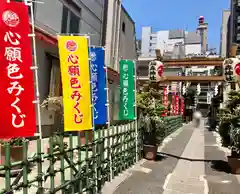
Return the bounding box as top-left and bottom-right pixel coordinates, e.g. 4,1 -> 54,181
140,27 -> 202,58
220,10 -> 231,57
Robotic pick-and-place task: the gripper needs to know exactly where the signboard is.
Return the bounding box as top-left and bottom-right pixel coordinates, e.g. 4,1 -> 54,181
0,1 -> 36,138
58,36 -> 93,131
119,60 -> 135,120
90,47 -> 107,125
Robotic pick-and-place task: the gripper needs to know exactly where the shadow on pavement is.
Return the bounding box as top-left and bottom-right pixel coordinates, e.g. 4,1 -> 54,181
210,160 -> 231,173
158,152 -> 231,173
155,153 -> 167,161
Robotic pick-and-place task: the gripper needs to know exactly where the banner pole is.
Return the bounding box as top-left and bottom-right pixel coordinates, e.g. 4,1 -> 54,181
28,1 -> 43,150
103,48 -> 113,181
27,0 -> 44,191
87,36 -> 97,192
134,61 -> 138,162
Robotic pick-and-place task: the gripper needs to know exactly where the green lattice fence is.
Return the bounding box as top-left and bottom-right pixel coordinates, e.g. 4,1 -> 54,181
0,116 -> 182,194
0,121 -> 139,194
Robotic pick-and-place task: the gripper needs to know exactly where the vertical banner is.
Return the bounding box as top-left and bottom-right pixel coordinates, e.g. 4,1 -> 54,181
180,98 -> 185,115
175,95 -> 179,115
162,87 -> 168,116
119,60 -> 135,120
90,47 -> 107,125
0,1 -> 36,138
58,36 -> 93,131
171,93 -> 175,115
163,87 -> 168,106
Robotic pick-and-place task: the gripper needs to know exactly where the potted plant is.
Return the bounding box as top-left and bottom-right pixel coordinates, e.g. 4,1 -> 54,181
227,110 -> 240,174
0,138 -> 26,165
218,90 -> 240,174
137,83 -> 166,160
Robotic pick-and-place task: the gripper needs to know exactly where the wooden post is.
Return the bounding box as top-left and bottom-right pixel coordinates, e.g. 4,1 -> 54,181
230,44 -> 238,57
155,49 -> 162,60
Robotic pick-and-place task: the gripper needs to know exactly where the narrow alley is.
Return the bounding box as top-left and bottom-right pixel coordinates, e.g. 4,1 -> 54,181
106,122 -> 240,194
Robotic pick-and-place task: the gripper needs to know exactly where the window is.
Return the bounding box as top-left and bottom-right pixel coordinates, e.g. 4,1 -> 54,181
61,1 -> 81,33
46,53 -> 62,97
122,22 -> 125,33
69,11 -> 80,33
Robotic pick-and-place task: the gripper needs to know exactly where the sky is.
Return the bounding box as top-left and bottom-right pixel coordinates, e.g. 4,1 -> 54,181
123,0 -> 229,53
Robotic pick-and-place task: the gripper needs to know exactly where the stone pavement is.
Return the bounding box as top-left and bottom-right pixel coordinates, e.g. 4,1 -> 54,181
110,121 -> 240,194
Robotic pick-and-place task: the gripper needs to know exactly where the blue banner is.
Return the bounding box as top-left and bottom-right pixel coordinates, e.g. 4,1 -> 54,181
90,47 -> 107,125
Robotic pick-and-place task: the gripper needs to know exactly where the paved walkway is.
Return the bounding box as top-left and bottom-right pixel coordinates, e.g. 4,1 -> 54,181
110,121 -> 240,194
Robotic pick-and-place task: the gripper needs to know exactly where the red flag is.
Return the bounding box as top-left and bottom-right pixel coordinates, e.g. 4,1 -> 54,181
0,1 -> 36,138
180,98 -> 185,115
161,87 -> 168,117
171,93 -> 175,115
175,95 -> 179,115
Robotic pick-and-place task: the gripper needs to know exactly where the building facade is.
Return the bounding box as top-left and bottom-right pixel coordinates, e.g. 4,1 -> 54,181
220,10 -> 231,57
140,27 -> 202,58
26,0 -> 136,132
184,32 -> 201,57
29,0 -> 106,134
226,0 -> 240,56
105,1 -> 137,120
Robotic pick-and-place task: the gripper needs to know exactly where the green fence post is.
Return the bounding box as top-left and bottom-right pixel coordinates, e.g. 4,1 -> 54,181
4,143 -> 11,193
37,138 -> 43,193
49,137 -> 55,192
85,131 -> 89,194
23,140 -> 28,194
69,134 -> 74,194
77,133 -> 83,193
59,134 -> 66,193
92,130 -> 97,194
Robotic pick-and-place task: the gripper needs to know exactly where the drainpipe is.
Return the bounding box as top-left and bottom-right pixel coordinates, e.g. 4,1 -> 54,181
114,0 -> 122,71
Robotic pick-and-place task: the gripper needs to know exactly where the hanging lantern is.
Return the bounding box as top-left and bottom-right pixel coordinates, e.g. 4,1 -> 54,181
234,63 -> 240,76
148,60 -> 164,82
225,57 -> 240,81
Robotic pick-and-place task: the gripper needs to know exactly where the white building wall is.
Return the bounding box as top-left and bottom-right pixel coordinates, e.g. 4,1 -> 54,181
105,0 -> 121,69
156,31 -> 169,54
141,26 -> 152,56
165,38 -> 184,51
185,44 -> 201,55
220,10 -> 230,57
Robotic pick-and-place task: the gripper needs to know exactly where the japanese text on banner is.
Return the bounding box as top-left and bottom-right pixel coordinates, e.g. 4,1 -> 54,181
58,36 -> 92,131
175,95 -> 179,115
0,1 -> 36,138
90,47 -> 107,125
119,60 -> 135,120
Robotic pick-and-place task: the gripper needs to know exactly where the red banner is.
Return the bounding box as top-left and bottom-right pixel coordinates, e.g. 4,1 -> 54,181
180,98 -> 185,115
171,93 -> 175,115
175,95 -> 179,115
0,1 -> 36,138
162,87 -> 168,116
